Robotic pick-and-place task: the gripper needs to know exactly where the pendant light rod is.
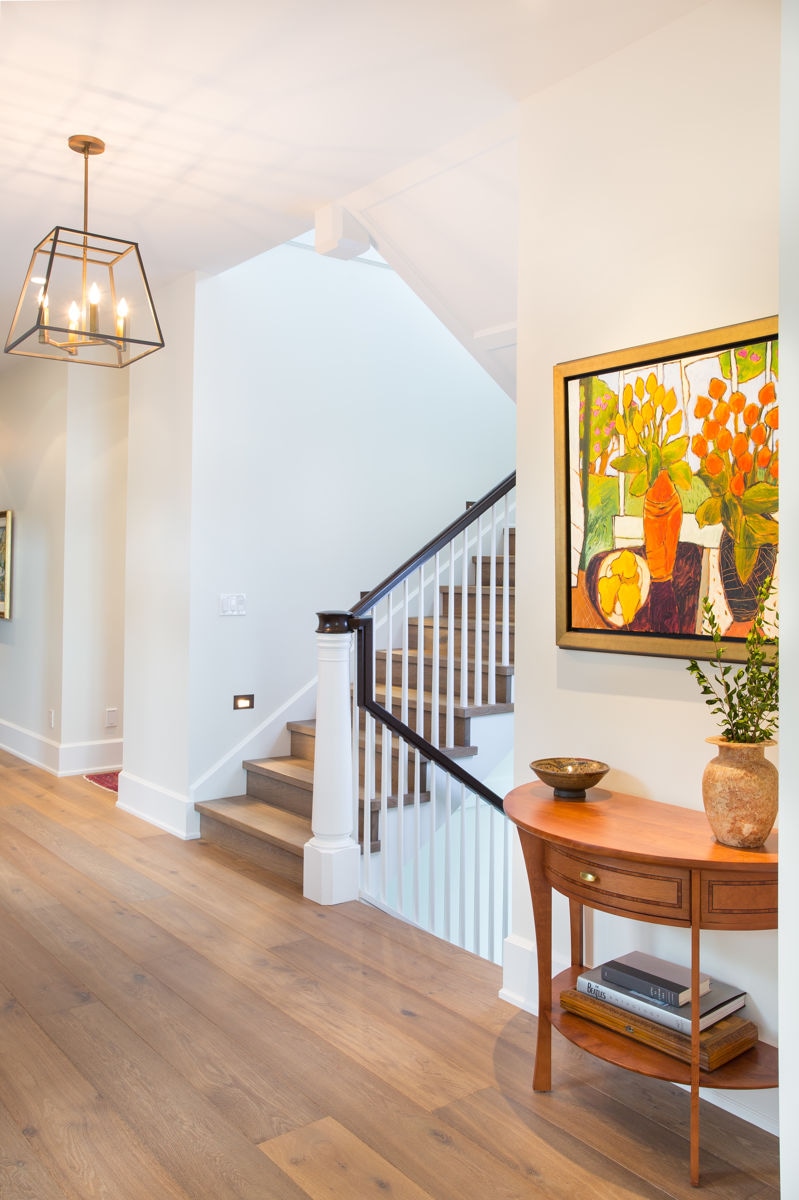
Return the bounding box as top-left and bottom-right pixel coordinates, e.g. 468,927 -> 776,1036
67,134 -> 105,233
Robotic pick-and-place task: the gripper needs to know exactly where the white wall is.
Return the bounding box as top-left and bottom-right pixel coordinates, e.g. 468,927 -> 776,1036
188,242 -> 516,805
0,357 -> 126,773
778,0 -> 799,1189
508,0 -> 781,1137
119,273 -> 197,834
117,246 -> 515,831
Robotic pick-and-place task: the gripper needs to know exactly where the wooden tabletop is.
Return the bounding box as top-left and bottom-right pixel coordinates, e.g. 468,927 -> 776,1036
503,782 -> 778,869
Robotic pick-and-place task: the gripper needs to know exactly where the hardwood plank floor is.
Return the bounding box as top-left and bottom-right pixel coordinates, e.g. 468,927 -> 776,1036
0,751 -> 779,1198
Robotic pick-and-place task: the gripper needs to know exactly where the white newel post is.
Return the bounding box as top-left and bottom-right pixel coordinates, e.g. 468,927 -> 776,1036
304,611 -> 360,904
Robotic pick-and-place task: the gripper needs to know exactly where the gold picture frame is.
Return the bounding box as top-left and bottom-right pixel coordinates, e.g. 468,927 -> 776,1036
554,317 -> 778,661
0,511 -> 12,620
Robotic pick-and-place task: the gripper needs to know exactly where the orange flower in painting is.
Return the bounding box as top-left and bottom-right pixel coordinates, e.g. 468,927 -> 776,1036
691,352 -> 779,587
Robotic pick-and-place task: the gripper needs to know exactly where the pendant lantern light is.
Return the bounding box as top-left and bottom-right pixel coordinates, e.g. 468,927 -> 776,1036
4,135 -> 164,368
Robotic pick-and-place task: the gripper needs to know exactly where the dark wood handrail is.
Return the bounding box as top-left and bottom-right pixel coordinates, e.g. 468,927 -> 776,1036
351,471 -> 516,813
351,471 -> 515,617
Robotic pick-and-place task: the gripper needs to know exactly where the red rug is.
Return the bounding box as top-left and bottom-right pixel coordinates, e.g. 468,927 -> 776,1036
84,771 -> 120,793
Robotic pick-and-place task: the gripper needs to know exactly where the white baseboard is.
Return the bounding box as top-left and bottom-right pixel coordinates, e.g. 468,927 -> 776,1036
0,719 -> 122,776
116,770 -> 200,840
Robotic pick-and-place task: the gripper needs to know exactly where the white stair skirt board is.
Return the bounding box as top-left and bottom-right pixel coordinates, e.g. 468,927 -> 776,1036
117,771 -> 201,839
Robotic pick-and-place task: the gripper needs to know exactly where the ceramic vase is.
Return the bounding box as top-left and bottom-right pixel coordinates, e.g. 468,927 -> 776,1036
701,736 -> 778,848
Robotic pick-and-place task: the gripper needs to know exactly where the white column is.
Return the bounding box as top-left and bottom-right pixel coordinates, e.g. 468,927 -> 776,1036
304,612 -> 360,904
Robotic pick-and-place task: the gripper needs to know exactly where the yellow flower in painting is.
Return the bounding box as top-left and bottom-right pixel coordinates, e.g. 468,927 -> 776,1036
611,373 -> 691,497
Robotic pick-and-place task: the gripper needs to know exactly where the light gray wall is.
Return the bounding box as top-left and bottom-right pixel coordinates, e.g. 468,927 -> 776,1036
0,357 -> 126,773
118,245 -> 515,830
509,0 -> 781,1137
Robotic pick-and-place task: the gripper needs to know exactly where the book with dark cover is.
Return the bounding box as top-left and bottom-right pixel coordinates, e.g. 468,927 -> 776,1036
560,987 -> 759,1071
601,950 -> 711,1007
577,965 -> 746,1033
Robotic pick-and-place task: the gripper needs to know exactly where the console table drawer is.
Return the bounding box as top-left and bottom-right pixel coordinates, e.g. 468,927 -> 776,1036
545,846 -> 690,921
701,872 -> 778,929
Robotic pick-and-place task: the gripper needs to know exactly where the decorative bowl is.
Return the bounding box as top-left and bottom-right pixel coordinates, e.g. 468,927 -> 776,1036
529,757 -> 609,799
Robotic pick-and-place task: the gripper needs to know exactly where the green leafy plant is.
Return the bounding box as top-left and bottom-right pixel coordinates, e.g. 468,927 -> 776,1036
687,577 -> 778,743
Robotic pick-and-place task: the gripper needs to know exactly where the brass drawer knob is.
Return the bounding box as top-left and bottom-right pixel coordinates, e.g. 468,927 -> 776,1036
579,871 -> 598,883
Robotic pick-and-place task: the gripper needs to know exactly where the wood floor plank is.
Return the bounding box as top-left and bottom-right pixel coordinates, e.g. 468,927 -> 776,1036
0,1100 -> 75,1200
43,1001 -> 310,1200
0,755 -> 779,1198
261,1116 -> 437,1200
0,982 -> 195,1200
436,1085 -> 670,1200
0,900 -> 322,1143
145,946 -> 553,1200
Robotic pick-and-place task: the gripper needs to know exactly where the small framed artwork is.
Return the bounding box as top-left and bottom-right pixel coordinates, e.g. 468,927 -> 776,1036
554,317 -> 778,661
0,511 -> 11,620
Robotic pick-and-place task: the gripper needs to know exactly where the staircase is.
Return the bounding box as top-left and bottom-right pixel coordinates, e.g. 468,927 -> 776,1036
194,527 -> 515,889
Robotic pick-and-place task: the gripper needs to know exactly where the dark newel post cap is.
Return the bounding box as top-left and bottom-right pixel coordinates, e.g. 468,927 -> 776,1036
316,611 -> 354,634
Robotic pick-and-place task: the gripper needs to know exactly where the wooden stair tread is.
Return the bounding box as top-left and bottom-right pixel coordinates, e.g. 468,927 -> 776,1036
195,796 -> 309,854
243,756 -> 313,789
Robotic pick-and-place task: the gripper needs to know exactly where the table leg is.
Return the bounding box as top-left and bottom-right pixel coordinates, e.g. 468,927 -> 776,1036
690,870 -> 701,1186
520,830 -> 553,1091
569,897 -> 584,967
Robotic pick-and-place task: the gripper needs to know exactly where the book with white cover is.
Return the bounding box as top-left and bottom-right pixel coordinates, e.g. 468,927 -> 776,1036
601,951 -> 711,1007
577,966 -> 745,1034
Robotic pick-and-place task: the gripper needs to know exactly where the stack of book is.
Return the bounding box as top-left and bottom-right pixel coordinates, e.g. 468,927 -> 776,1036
560,951 -> 758,1072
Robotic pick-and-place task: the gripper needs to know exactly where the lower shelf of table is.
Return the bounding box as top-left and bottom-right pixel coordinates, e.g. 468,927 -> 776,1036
551,967 -> 778,1090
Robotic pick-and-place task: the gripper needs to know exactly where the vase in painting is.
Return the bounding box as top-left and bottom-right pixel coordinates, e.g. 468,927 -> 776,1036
643,470 -> 682,582
718,529 -> 777,624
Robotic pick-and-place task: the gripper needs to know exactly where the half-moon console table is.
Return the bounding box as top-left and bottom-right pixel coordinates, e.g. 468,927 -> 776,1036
503,782 -> 778,1188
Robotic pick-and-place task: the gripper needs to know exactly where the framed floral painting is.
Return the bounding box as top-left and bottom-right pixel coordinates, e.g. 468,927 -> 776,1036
0,511 -> 11,620
554,317 -> 778,661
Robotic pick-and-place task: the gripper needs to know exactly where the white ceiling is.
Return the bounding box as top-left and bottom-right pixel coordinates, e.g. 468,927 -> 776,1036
0,0 -> 707,373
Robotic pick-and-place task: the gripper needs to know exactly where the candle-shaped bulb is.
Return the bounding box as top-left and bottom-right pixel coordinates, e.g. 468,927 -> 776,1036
116,298 -> 129,343
88,282 -> 100,334
38,288 -> 49,342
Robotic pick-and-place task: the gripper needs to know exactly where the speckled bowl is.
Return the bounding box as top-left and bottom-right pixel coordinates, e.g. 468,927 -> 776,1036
529,757 -> 609,799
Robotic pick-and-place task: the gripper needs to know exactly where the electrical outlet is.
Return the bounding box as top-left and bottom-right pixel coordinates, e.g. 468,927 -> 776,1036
219,593 -> 247,616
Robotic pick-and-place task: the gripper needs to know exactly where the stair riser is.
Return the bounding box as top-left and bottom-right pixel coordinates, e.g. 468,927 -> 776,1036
198,813 -> 303,886
410,624 -> 515,658
372,696 -> 471,745
374,653 -> 512,704
440,591 -> 515,623
360,753 -> 429,794
478,560 -> 515,586
289,727 -> 316,763
245,770 -> 312,819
